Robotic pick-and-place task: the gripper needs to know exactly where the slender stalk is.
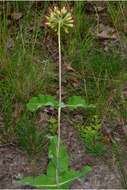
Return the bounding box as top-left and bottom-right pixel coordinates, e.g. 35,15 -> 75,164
56,21 -> 62,188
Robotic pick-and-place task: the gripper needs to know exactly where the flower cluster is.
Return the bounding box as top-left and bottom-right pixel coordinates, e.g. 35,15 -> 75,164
45,6 -> 73,33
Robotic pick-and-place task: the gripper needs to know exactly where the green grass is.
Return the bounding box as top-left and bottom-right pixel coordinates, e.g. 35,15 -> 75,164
0,84 -> 14,143
64,1 -> 127,117
0,8 -> 55,101
0,2 -> 55,146
15,113 -> 48,156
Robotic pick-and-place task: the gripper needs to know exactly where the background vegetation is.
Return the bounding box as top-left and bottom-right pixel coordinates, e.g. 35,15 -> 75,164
0,1 -> 127,188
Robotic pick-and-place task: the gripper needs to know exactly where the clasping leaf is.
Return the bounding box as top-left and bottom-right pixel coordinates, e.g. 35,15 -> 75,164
27,95 -> 58,112
67,96 -> 95,109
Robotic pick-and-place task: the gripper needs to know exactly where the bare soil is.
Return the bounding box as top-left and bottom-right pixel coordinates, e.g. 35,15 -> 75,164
0,120 -> 122,189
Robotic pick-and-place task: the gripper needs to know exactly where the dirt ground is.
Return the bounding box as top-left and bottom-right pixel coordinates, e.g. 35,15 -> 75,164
0,121 -> 122,189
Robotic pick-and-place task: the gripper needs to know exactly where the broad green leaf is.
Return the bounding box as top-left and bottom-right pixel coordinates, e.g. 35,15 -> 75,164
47,162 -> 56,177
27,95 -> 58,112
67,96 -> 95,109
60,166 -> 92,184
19,165 -> 91,189
48,136 -> 57,162
59,145 -> 69,172
48,136 -> 69,172
59,165 -> 92,189
19,175 -> 56,189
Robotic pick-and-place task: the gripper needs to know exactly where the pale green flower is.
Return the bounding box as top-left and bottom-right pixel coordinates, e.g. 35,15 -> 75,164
45,6 -> 73,33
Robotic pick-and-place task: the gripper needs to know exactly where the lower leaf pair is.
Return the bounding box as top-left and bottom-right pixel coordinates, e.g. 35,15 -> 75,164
18,136 -> 92,189
27,95 -> 95,112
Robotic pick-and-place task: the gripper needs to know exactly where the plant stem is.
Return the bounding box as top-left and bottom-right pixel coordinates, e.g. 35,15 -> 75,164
56,21 -> 62,188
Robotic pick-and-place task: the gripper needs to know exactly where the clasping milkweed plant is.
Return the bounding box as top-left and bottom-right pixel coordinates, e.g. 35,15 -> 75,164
46,6 -> 74,187
19,6 -> 94,189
